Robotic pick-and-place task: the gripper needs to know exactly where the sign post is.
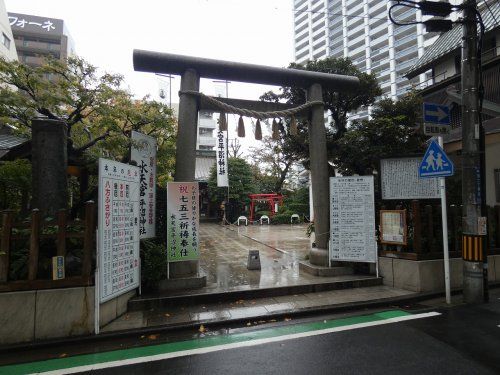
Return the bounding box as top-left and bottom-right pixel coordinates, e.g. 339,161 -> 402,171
419,137 -> 454,304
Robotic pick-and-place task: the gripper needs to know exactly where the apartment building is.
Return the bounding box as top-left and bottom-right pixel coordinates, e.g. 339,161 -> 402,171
0,0 -> 16,61
7,12 -> 74,67
293,0 -> 437,119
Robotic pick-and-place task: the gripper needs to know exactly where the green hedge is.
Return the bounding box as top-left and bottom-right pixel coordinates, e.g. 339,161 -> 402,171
271,211 -> 302,224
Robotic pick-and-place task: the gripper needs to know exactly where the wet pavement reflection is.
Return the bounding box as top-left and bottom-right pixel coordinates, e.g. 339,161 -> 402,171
199,223 -> 318,292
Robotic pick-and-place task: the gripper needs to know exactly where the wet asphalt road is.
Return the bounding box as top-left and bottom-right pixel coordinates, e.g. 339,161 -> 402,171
91,300 -> 500,375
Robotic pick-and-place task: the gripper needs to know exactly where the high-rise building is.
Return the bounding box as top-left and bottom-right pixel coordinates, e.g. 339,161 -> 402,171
197,111 -> 217,151
293,0 -> 437,119
7,12 -> 75,67
0,0 -> 17,61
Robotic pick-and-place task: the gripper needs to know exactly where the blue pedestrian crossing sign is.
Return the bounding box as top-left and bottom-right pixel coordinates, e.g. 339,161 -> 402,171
419,139 -> 454,178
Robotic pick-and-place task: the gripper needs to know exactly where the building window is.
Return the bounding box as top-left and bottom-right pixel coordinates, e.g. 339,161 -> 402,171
1,33 -> 10,49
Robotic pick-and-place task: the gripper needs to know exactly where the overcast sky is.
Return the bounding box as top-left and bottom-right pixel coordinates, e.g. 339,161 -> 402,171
5,0 -> 294,148
5,0 -> 294,97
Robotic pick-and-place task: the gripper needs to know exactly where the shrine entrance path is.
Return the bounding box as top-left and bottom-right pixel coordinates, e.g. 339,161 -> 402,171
197,223 -> 369,293
199,223 -> 307,291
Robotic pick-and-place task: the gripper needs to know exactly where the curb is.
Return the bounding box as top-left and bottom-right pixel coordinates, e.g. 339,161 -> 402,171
127,276 -> 383,311
0,286 -> 474,355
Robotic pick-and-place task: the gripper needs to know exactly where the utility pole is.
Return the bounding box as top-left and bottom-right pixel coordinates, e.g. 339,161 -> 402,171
461,0 -> 487,303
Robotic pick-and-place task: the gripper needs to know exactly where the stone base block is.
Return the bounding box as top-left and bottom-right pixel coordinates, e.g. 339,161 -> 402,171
0,291 -> 36,345
158,275 -> 207,292
378,254 -> 500,293
299,261 -> 353,277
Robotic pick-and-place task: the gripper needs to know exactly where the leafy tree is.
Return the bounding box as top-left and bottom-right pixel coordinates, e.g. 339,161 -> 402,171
260,57 -> 382,169
250,164 -> 279,194
249,135 -> 298,192
208,157 -> 257,205
332,91 -> 427,175
0,56 -> 176,181
0,159 -> 31,212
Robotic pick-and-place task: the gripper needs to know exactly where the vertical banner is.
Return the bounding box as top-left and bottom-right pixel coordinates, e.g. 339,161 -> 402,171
98,158 -> 140,303
216,130 -> 228,187
330,176 -> 377,263
167,182 -> 200,262
130,131 -> 157,239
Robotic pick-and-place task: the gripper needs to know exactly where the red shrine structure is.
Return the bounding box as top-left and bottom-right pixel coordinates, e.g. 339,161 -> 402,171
248,193 -> 284,222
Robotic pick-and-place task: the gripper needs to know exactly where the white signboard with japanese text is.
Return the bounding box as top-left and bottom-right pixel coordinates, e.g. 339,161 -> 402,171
330,176 -> 377,263
98,159 -> 140,303
216,130 -> 228,187
381,157 -> 440,200
167,182 -> 200,262
130,131 -> 157,239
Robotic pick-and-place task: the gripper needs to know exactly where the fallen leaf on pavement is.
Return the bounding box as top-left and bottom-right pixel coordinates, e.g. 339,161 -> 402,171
148,334 -> 159,340
59,353 -> 67,358
164,313 -> 171,317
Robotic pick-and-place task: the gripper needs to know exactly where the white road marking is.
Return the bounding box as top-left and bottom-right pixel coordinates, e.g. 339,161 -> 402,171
37,311 -> 441,375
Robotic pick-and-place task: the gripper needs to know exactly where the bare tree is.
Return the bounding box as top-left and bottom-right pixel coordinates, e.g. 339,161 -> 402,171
249,136 -> 298,192
229,138 -> 243,158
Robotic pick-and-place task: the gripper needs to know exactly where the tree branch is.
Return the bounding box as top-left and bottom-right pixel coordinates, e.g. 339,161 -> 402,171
73,130 -> 110,154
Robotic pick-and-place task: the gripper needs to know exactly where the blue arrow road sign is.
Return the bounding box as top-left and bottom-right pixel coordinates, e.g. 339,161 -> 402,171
423,102 -> 450,125
419,139 -> 454,178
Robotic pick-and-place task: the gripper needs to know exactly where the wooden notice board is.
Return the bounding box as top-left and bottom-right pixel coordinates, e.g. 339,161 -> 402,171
380,210 -> 407,246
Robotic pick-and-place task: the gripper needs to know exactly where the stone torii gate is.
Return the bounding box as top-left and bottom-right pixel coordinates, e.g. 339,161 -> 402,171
133,50 -> 359,280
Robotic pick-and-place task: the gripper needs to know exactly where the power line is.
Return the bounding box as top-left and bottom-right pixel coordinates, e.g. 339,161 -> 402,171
292,8 -> 387,21
482,0 -> 499,25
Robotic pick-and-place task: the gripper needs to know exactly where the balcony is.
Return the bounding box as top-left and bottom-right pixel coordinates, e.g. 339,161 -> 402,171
394,24 -> 416,38
198,136 -> 216,147
371,46 -> 389,58
199,118 -> 216,129
395,45 -> 417,59
371,58 -> 389,70
369,1 -> 387,16
394,33 -> 416,49
347,15 -> 364,29
346,2 -> 364,17
330,45 -> 344,57
349,33 -> 365,48
371,34 -> 389,49
395,59 -> 415,72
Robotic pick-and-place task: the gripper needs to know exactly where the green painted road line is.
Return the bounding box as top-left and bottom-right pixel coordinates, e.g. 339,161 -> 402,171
0,310 -> 411,375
